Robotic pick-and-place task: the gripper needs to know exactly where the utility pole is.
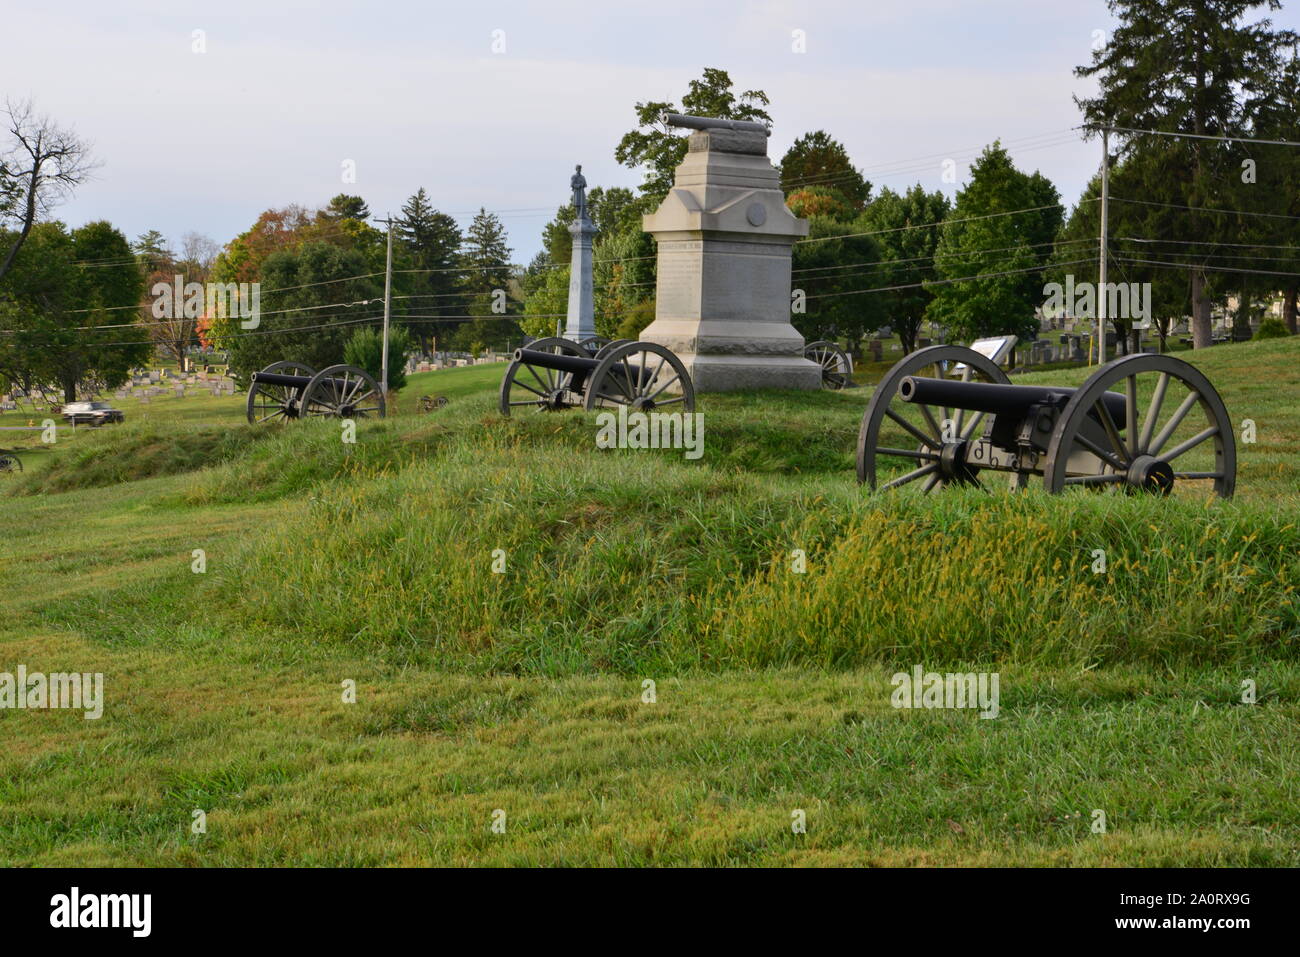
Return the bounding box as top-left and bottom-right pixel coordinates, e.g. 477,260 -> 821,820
1098,127 -> 1109,366
381,214 -> 394,401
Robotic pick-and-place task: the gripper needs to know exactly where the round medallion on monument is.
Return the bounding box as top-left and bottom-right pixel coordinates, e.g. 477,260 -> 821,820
746,203 -> 767,227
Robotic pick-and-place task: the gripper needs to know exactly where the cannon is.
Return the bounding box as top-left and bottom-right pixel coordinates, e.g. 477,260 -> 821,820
246,360 -> 385,424
857,345 -> 1235,497
499,337 -> 695,416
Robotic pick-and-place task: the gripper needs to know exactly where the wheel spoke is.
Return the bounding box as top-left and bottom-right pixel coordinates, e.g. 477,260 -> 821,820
1064,473 -> 1125,486
960,410 -> 986,441
1125,375 -> 1138,456
512,377 -> 546,398
885,408 -> 941,450
880,462 -> 939,491
1148,391 -> 1200,457
1072,431 -> 1128,473
1160,425 -> 1219,463
1138,372 -> 1169,453
917,403 -> 943,441
1173,471 -> 1223,480
876,447 -> 938,461
646,372 -> 681,403
1095,394 -> 1129,464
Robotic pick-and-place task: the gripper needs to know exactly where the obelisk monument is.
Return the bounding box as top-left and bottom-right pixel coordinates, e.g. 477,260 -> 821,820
639,114 -> 821,391
564,164 -> 597,341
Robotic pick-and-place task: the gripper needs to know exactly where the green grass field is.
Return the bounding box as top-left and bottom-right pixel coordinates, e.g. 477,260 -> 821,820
1,340 -> 1297,866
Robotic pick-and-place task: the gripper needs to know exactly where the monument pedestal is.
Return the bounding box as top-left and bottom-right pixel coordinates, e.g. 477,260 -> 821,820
564,214 -> 597,341
640,126 -> 821,392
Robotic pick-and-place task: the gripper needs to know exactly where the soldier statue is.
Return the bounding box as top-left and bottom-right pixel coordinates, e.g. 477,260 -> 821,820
570,164 -> 588,220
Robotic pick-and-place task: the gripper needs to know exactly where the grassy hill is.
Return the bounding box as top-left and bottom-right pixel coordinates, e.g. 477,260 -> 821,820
1,338 -> 1297,865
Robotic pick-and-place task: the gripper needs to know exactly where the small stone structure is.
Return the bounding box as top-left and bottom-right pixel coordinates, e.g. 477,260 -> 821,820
639,114 -> 821,391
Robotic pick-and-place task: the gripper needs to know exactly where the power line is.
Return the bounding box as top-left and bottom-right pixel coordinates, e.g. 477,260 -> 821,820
805,256 -> 1095,301
794,200 -> 1083,245
1094,124 -> 1300,148
1110,195 -> 1300,221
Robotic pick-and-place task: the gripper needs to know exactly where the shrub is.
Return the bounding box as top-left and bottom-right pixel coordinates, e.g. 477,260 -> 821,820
1255,317 -> 1292,340
344,326 -> 410,390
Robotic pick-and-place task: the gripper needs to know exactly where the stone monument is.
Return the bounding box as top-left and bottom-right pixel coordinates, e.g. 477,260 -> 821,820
639,113 -> 821,391
564,164 -> 597,341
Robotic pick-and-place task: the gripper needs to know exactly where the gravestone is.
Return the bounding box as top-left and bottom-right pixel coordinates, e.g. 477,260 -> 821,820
639,114 -> 820,391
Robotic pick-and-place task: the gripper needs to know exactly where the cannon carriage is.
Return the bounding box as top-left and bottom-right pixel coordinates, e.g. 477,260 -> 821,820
246,360 -> 385,424
857,345 -> 1235,497
499,337 -> 695,416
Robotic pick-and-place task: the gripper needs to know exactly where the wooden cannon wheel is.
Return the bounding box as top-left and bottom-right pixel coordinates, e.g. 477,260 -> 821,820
805,340 -> 852,390
583,341 -> 695,413
245,360 -> 317,425
857,345 -> 1009,492
498,337 -> 585,416
301,364 -> 385,419
1043,353 -> 1235,498
578,335 -> 610,354
593,339 -> 635,360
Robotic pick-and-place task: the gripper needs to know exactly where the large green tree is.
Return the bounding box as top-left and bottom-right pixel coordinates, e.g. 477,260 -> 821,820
458,208 -> 519,348
780,131 -> 871,212
1075,0 -> 1296,347
855,185 -> 952,353
0,220 -> 148,402
925,143 -> 1062,356
395,187 -> 464,352
791,217 -> 887,350
224,242 -> 382,384
615,67 -> 772,205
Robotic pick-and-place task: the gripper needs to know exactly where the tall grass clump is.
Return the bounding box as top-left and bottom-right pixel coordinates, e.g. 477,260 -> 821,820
209,438 -> 1300,675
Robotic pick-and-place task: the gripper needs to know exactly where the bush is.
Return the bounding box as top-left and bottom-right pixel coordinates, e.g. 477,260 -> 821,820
344,326 -> 410,391
1255,317 -> 1292,340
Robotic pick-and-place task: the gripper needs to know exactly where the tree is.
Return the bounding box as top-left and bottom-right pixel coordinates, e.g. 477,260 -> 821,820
785,186 -> 857,222
224,242 -> 382,384
925,143 -> 1062,358
344,325 -> 409,391
615,67 -> 771,205
133,230 -> 172,273
395,187 -> 463,351
0,221 -> 148,403
780,131 -> 871,212
1075,0 -> 1297,348
541,185 -> 639,265
0,99 -> 97,283
856,185 -> 952,353
791,217 -> 887,351
460,208 -> 519,347
323,194 -> 370,221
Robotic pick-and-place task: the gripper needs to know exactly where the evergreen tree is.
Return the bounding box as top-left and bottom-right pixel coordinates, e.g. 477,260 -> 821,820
395,187 -> 463,352
780,131 -> 871,212
925,143 -> 1061,357
1075,0 -> 1297,347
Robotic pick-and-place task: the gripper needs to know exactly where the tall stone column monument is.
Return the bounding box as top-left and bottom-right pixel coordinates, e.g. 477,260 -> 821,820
639,114 -> 821,391
564,164 -> 597,341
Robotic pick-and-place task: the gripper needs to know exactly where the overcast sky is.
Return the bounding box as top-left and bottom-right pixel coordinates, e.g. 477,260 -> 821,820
5,0 -> 1298,263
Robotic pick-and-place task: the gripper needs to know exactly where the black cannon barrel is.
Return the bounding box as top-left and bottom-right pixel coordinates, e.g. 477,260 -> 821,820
252,371 -> 354,389
514,348 -> 600,376
513,348 -> 658,390
899,376 -> 1128,424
